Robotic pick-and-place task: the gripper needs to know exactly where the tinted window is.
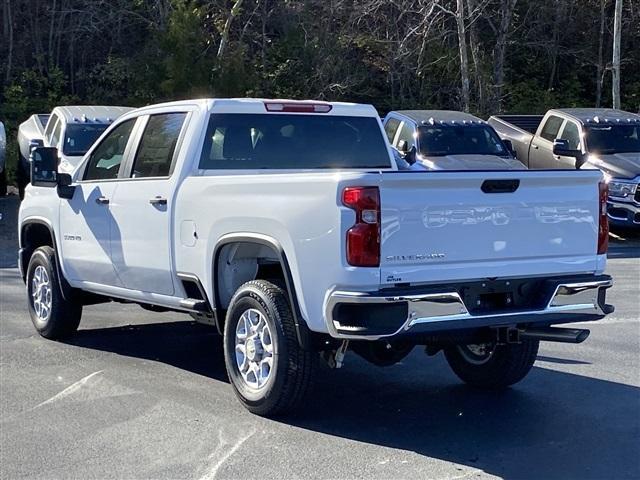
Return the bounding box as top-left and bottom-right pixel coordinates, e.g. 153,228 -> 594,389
384,118 -> 401,144
540,116 -> 564,141
417,125 -> 507,156
131,113 -> 186,178
395,122 -> 416,150
63,124 -> 108,156
559,122 -> 581,150
586,125 -> 640,154
84,119 -> 135,181
199,114 -> 391,169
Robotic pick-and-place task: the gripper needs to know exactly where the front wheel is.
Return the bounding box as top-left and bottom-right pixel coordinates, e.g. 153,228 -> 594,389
444,339 -> 539,389
26,246 -> 82,339
223,280 -> 317,416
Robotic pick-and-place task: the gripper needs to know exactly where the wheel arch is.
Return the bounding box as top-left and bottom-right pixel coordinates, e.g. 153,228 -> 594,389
212,233 -> 310,349
20,218 -> 76,301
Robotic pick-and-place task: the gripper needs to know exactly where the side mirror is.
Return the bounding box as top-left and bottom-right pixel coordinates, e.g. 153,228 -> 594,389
553,139 -> 585,169
405,146 -> 417,165
397,139 -> 409,154
503,139 -> 516,158
30,147 -> 59,187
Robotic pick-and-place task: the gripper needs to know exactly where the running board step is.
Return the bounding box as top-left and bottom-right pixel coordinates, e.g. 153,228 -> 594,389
179,298 -> 211,312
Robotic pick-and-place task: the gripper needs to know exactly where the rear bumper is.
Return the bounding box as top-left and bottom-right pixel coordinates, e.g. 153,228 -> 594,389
325,275 -> 613,340
607,200 -> 640,227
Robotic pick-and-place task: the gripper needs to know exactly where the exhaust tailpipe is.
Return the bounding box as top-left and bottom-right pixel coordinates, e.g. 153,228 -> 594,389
520,327 -> 590,344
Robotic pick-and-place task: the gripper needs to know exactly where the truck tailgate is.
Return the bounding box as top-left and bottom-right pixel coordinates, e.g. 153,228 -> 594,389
378,170 -> 602,285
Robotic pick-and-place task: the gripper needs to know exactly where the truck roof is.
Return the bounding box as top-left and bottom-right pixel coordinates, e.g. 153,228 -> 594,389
52,105 -> 134,124
127,98 -> 379,118
391,110 -> 485,124
551,108 -> 640,124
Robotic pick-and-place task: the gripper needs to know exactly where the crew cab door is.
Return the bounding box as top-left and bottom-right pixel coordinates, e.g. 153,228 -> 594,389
59,118 -> 138,286
529,115 -> 564,168
108,112 -> 188,296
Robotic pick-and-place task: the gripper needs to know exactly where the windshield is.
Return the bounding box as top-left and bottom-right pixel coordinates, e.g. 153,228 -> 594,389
63,124 -> 109,156
418,125 -> 508,157
586,125 -> 640,154
199,114 -> 391,169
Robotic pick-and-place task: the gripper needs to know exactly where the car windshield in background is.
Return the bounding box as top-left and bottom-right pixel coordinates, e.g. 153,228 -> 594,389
63,124 -> 109,156
199,114 -> 391,169
586,125 -> 640,154
418,125 -> 508,157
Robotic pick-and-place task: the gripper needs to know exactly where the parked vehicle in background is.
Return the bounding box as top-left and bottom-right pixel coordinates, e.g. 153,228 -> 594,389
19,98 -> 613,416
0,121 -> 6,196
17,106 -> 133,199
384,110 -> 524,170
489,108 -> 640,227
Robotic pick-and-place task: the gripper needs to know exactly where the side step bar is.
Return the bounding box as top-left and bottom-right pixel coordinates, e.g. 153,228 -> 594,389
520,327 -> 590,344
179,298 -> 211,313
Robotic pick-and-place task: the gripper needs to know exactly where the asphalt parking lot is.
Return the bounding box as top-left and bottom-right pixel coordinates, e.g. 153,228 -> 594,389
1,195 -> 639,479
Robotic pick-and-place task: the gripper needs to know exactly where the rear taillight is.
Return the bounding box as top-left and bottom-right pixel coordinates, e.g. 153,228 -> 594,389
598,182 -> 609,254
342,187 -> 380,267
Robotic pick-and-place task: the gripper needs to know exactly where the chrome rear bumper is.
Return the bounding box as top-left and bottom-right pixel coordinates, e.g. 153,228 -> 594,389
325,276 -> 613,340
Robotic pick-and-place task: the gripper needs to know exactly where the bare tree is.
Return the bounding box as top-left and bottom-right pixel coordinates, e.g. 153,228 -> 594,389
612,0 -> 622,108
218,0 -> 245,59
492,0 -> 517,113
596,0 -> 607,107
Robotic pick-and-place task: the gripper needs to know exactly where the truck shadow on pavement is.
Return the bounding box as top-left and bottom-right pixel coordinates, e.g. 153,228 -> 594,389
66,321 -> 639,479
69,321 -> 229,383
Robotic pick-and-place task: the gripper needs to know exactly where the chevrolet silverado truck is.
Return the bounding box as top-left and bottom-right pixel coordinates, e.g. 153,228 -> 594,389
19,98 -> 613,416
489,108 -> 640,227
384,110 -> 524,170
17,106 -> 133,198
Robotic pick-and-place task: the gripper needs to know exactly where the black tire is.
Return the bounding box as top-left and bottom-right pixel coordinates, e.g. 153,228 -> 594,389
444,339 -> 539,389
0,168 -> 7,197
223,280 -> 316,416
26,246 -> 82,339
17,153 -> 29,200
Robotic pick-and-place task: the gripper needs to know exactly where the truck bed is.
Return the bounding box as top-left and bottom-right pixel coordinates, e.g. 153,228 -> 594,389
488,115 -> 544,168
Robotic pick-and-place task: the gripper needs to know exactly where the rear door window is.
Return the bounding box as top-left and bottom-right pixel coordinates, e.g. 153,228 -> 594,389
199,114 -> 391,169
540,115 -> 564,142
130,113 -> 187,178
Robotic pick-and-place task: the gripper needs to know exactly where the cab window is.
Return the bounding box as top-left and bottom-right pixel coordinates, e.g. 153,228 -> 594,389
384,118 -> 401,144
558,121 -> 581,150
395,121 -> 416,151
44,114 -> 59,141
83,119 -> 136,181
130,113 -> 187,178
50,120 -> 62,148
540,115 -> 564,142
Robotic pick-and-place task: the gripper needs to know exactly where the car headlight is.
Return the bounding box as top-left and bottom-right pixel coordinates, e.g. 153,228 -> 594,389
607,179 -> 637,199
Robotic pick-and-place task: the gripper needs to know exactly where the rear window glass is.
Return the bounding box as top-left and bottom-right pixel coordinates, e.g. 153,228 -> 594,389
63,124 -> 108,156
199,114 -> 391,170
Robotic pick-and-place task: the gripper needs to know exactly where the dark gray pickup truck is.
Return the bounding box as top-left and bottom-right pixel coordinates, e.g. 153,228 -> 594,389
489,108 -> 640,227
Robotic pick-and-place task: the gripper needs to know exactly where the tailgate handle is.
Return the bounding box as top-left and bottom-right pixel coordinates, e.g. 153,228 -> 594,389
481,179 -> 520,194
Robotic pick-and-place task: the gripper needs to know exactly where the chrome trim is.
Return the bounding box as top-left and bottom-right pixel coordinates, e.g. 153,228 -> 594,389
325,279 -> 613,340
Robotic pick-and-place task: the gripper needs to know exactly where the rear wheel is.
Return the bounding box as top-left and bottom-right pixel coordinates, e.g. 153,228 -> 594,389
26,246 -> 82,339
223,280 -> 316,416
444,339 -> 539,389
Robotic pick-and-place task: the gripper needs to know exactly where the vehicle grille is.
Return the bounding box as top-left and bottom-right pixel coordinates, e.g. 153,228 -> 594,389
635,187 -> 640,203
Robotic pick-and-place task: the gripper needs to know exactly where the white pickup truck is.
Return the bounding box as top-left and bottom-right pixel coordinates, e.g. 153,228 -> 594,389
19,98 -> 613,416
17,106 -> 133,198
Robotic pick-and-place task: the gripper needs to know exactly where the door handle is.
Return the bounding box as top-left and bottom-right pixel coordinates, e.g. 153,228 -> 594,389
149,196 -> 167,206
95,196 -> 109,205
